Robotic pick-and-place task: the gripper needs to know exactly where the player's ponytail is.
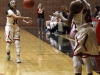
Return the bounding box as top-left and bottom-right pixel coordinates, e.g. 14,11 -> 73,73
8,3 -> 13,10
5,3 -> 13,15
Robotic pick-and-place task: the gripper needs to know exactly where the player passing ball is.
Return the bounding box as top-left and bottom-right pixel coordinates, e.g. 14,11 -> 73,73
5,0 -> 32,63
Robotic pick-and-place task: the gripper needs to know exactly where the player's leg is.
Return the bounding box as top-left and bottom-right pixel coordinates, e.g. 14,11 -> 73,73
82,56 -> 93,75
6,43 -> 11,60
5,26 -> 13,60
14,40 -> 21,63
73,56 -> 82,75
14,26 -> 21,63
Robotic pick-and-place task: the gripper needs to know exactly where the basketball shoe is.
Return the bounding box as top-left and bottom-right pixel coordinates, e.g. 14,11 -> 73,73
17,54 -> 21,63
6,51 -> 10,60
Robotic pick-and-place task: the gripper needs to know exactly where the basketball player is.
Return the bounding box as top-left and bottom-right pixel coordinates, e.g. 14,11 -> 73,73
55,0 -> 99,75
5,0 -> 32,63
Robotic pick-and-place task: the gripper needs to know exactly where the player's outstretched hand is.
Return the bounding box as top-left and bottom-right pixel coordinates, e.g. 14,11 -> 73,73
27,20 -> 33,24
25,17 -> 32,20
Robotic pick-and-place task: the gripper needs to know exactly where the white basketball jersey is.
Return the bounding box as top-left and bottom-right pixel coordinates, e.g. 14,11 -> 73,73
74,0 -> 92,26
6,9 -> 21,26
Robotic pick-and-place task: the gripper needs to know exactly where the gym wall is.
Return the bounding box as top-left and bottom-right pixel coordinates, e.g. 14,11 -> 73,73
1,0 -> 100,27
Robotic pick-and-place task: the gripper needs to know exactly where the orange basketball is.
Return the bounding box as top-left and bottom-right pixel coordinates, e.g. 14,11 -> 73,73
23,0 -> 34,9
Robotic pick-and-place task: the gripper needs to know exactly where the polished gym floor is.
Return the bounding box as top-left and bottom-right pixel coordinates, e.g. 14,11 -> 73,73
0,27 -> 100,75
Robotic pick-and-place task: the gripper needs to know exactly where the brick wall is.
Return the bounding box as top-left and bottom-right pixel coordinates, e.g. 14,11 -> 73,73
1,0 -> 100,27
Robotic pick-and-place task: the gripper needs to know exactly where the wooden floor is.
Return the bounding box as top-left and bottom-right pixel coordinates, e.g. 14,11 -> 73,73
0,27 -> 99,75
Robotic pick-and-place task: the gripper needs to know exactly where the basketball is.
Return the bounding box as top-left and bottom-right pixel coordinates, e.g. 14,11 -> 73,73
23,0 -> 34,9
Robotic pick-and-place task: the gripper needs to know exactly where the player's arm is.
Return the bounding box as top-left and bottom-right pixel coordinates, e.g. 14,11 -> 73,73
11,13 -> 31,20
67,2 -> 76,26
55,2 -> 75,26
22,19 -> 33,24
11,11 -> 32,24
12,14 -> 33,24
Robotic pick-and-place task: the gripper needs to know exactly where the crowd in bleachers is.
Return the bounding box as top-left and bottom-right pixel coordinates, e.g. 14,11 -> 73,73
45,5 -> 100,38
93,6 -> 100,18
45,5 -> 71,35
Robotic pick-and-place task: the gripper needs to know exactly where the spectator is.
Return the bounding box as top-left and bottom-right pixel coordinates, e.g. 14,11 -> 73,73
94,6 -> 100,18
36,3 -> 45,34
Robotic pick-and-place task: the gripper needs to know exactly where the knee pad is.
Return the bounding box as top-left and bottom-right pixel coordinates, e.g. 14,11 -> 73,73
6,43 -> 11,51
73,56 -> 82,73
14,40 -> 20,53
82,57 -> 93,73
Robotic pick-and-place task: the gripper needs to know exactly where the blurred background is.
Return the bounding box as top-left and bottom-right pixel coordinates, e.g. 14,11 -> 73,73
0,0 -> 100,27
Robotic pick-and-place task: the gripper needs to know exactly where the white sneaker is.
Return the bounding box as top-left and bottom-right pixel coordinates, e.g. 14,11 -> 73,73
6,51 -> 10,60
17,54 -> 21,63
17,58 -> 21,63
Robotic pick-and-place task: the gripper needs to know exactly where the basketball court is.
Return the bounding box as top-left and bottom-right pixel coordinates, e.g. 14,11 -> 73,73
0,27 -> 99,75
0,0 -> 100,75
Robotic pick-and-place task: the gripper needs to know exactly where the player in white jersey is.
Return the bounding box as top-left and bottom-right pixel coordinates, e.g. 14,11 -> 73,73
5,0 -> 32,63
55,0 -> 99,75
